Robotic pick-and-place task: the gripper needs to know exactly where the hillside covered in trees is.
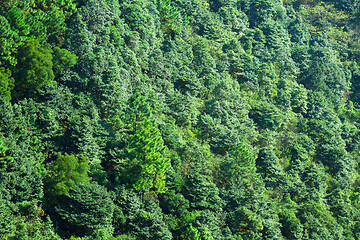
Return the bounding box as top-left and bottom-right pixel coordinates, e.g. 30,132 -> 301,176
1,0 -> 360,239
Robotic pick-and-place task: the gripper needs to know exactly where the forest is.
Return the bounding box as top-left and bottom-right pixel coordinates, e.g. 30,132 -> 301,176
1,0 -> 360,239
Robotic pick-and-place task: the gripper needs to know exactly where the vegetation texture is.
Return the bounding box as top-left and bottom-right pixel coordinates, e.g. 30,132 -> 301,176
1,0 -> 360,239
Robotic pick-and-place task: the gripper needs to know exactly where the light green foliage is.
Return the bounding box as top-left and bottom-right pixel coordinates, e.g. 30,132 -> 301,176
157,0 -> 182,33
15,39 -> 54,90
0,67 -> 14,100
6,6 -> 30,35
45,153 -> 90,200
181,223 -> 201,240
122,118 -> 169,193
53,47 -> 78,75
115,92 -> 169,193
0,15 -> 19,66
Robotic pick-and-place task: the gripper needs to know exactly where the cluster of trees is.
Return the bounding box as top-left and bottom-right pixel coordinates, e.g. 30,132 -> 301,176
1,0 -> 360,239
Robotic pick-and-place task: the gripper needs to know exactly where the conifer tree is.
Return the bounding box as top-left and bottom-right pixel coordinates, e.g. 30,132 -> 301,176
120,118 -> 169,194
116,92 -> 169,194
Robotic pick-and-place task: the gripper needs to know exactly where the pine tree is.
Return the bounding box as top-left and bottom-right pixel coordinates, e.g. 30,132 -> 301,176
120,118 -> 169,194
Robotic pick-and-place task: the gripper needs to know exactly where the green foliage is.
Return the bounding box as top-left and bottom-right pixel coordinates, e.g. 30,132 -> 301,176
128,201 -> 173,240
115,92 -> 170,193
181,223 -> 201,240
6,6 -> 30,36
298,201 -> 344,239
200,78 -> 254,153
0,138 -> 14,170
256,146 -> 284,188
330,0 -> 360,13
0,15 -> 20,66
220,142 -> 258,187
45,153 -> 90,201
15,39 -> 54,90
279,208 -> 303,239
0,0 -> 76,69
120,118 -> 169,193
276,78 -> 308,113
157,0 -> 182,33
1,0 -> 360,238
124,91 -> 152,127
10,205 -> 61,240
303,36 -> 350,102
53,47 -> 78,75
186,210 -> 224,239
55,182 -> 115,238
0,67 -> 14,100
250,101 -> 285,130
246,0 -> 276,27
0,198 -> 16,237
229,206 -> 264,240
0,143 -> 44,204
112,186 -> 172,239
160,190 -> 189,216
184,171 -> 224,211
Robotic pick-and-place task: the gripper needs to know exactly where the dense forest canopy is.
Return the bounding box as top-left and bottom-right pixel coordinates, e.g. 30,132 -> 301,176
1,0 -> 360,239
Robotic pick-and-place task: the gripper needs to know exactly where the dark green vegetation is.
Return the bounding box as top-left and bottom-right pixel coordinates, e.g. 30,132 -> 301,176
1,0 -> 360,239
